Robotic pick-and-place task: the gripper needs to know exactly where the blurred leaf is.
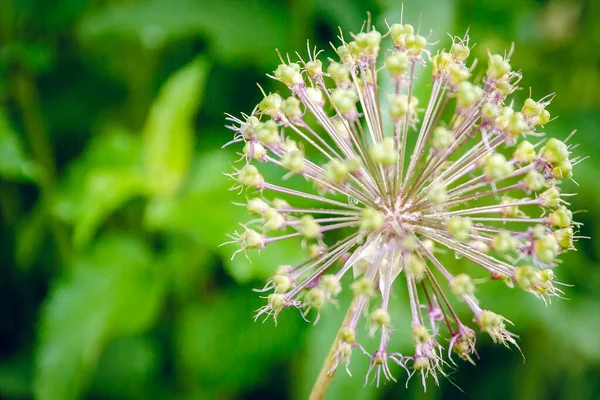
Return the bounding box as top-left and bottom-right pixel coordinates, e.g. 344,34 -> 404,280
176,289 -> 304,397
143,56 -> 207,198
34,235 -> 166,400
15,201 -> 47,270
89,336 -> 160,399
145,151 -> 307,283
53,128 -> 146,248
0,109 -> 39,182
78,0 -> 289,65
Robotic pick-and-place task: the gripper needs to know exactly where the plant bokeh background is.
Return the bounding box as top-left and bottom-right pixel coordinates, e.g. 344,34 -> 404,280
1,0 -> 599,399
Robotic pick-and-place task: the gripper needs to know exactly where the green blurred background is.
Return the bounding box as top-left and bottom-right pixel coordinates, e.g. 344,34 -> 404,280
1,0 -> 599,399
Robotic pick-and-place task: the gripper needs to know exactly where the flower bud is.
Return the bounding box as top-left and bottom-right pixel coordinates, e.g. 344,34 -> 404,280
533,233 -> 559,264
540,138 -> 569,165
405,34 -> 427,57
432,126 -> 454,152
450,273 -> 475,297
551,160 -> 572,179
274,62 -> 303,87
369,308 -> 391,328
242,228 -> 265,250
386,52 -> 410,77
507,112 -> 529,138
345,157 -> 361,173
548,205 -> 572,228
523,170 -> 545,192
331,88 -> 358,116
405,253 -> 426,281
305,287 -> 326,309
412,324 -> 431,344
522,98 -> 543,119
451,43 -> 470,62
268,293 -> 286,313
449,63 -> 472,86
320,275 -> 342,296
448,217 -> 473,242
255,120 -> 280,145
339,326 -> 356,344
536,109 -> 551,126
305,87 -> 324,106
350,277 -> 375,297
272,272 -> 293,293
487,54 -> 511,80
513,140 -> 536,163
455,81 -> 483,108
243,142 -> 267,161
482,103 -> 499,120
427,183 -> 448,205
539,187 -> 561,208
370,137 -> 398,165
554,227 -> 574,249
307,243 -> 325,258
432,51 -> 452,77
281,148 -> 306,174
247,198 -> 269,215
327,62 -> 351,86
305,59 -> 323,78
389,94 -> 418,120
491,231 -> 517,254
390,23 -> 415,48
484,153 -> 513,180
513,265 -> 539,290
258,93 -> 282,116
263,209 -> 286,231
281,96 -> 302,120
237,165 -> 264,189
355,30 -> 382,57
324,159 -> 350,184
297,215 -> 320,239
360,207 -> 384,231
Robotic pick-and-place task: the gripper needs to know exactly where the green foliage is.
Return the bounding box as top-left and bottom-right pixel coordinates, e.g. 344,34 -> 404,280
0,0 -> 599,399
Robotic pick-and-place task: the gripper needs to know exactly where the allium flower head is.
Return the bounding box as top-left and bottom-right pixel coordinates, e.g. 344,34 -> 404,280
224,14 -> 581,390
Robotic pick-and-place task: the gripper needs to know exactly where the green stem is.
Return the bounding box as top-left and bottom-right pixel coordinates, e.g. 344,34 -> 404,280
12,71 -> 72,264
308,297 -> 358,400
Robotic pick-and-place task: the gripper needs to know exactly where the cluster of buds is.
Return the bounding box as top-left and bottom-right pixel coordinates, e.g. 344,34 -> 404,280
224,14 -> 581,390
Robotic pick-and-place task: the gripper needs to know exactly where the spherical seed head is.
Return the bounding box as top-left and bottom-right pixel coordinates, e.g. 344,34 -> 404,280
225,14 -> 580,389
